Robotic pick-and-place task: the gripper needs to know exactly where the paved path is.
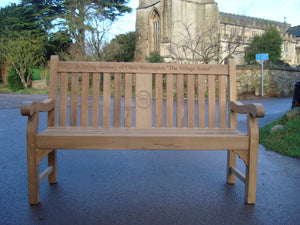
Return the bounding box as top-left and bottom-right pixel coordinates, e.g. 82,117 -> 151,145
0,94 -> 299,225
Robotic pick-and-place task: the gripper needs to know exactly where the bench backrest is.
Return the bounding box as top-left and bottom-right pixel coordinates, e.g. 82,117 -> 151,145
48,55 -> 237,128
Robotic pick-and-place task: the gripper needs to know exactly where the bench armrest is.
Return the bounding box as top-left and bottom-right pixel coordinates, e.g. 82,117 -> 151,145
230,101 -> 265,118
21,99 -> 56,116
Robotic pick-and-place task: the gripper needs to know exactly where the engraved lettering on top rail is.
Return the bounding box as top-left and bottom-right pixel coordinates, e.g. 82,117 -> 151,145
72,63 -> 212,73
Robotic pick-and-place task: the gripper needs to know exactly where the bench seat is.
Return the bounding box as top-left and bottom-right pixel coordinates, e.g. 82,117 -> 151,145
37,127 -> 249,150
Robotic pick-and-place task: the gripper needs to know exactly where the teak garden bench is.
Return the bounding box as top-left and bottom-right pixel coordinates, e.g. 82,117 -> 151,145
21,55 -> 265,205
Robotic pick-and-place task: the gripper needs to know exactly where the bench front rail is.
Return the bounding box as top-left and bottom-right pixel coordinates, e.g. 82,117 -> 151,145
21,55 -> 264,205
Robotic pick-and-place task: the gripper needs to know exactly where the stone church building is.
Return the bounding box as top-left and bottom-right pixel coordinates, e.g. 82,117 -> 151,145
134,0 -> 300,65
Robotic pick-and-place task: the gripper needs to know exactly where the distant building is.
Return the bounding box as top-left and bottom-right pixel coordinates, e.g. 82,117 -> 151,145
134,0 -> 300,65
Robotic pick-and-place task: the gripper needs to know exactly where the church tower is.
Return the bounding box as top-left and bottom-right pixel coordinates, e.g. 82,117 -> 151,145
134,0 -> 219,62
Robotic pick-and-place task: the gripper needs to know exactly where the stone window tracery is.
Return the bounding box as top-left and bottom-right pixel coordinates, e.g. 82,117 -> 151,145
150,10 -> 160,52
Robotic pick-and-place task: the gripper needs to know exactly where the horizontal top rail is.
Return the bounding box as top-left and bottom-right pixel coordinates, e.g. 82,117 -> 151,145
57,61 -> 229,75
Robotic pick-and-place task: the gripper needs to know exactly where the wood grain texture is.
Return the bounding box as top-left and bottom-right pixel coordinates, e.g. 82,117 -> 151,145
58,73 -> 68,126
187,75 -> 195,128
218,75 -> 227,128
135,74 -> 152,128
48,56 -> 58,127
230,101 -> 265,118
176,75 -> 184,128
36,127 -> 249,150
113,74 -> 122,127
124,74 -> 132,127
166,75 -> 174,127
208,75 -> 216,128
21,99 -> 55,116
197,75 -> 206,128
102,73 -> 111,127
70,73 -> 79,126
228,59 -> 237,129
91,73 -> 101,127
155,74 -> 163,127
80,73 -> 89,126
245,115 -> 259,204
21,57 -> 265,205
57,61 -> 229,75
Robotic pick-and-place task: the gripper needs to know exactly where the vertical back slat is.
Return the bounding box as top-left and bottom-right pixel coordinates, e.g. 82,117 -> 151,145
91,73 -> 100,127
113,74 -> 122,127
48,55 -> 58,127
80,73 -> 89,126
102,73 -> 111,127
228,60 -> 237,129
219,75 -> 227,128
135,74 -> 152,128
124,74 -> 132,127
176,74 -> 184,128
208,75 -> 216,128
70,73 -> 79,126
166,75 -> 174,127
58,73 -> 68,126
187,75 -> 195,128
197,75 -> 206,127
155,74 -> 163,127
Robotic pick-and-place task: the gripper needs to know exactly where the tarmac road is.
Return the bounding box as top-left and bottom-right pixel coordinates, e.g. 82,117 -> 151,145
0,93 -> 299,225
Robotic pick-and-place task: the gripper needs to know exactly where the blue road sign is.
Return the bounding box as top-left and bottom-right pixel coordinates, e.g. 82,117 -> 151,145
256,53 -> 269,61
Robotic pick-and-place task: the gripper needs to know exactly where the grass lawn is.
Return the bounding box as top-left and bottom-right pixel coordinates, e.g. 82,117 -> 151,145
259,112 -> 300,158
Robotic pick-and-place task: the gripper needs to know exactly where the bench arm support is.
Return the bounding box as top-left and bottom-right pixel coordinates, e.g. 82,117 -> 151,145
21,99 -> 56,204
230,101 -> 265,118
21,99 -> 56,117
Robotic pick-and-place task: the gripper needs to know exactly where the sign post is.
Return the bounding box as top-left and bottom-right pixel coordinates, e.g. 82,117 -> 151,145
256,53 -> 269,96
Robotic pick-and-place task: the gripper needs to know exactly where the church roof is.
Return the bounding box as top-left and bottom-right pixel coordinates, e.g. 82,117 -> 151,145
219,12 -> 289,28
288,26 -> 300,37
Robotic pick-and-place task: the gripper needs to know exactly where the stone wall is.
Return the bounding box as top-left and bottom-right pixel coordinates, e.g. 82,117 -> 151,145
236,66 -> 300,98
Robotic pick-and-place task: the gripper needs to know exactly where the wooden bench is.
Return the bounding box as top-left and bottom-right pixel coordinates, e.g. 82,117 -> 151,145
21,55 -> 265,205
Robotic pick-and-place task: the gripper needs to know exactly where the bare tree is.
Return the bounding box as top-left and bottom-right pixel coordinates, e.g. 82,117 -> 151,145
168,21 -> 245,64
86,16 -> 112,61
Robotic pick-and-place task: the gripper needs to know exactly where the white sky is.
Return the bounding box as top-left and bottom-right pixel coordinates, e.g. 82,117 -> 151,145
1,0 -> 299,39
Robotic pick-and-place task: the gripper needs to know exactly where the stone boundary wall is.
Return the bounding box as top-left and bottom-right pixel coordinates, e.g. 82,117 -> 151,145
236,66 -> 300,98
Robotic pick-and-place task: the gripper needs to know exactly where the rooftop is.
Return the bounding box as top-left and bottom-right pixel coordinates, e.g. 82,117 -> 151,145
220,12 -> 290,28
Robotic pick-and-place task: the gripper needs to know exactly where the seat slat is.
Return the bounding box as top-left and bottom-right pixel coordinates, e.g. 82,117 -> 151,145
36,127 -> 249,150
91,73 -> 100,127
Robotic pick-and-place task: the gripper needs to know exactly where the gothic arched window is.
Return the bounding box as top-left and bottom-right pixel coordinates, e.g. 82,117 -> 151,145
150,10 -> 160,52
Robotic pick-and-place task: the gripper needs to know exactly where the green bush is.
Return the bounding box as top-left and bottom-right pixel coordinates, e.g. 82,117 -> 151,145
146,52 -> 164,63
7,66 -> 31,91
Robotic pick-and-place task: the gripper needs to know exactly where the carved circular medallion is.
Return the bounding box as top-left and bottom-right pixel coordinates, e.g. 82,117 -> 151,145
136,90 -> 151,109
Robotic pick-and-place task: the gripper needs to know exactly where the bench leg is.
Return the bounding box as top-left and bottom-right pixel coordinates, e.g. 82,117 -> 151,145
48,150 -> 57,184
26,113 -> 40,204
227,150 -> 236,184
245,115 -> 259,204
27,148 -> 40,205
